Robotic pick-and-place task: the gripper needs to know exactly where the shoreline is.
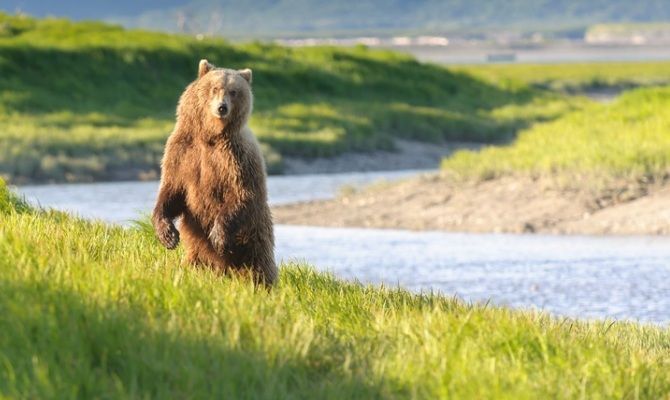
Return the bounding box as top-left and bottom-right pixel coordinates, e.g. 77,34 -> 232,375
273,172 -> 670,236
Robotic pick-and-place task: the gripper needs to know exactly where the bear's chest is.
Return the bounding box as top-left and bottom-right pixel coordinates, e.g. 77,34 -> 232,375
182,145 -> 250,217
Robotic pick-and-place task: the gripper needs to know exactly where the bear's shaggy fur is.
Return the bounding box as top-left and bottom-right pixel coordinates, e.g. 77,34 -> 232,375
152,59 -> 277,285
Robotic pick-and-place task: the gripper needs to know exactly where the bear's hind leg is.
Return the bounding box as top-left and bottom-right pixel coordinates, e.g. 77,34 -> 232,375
180,215 -> 242,274
233,243 -> 277,286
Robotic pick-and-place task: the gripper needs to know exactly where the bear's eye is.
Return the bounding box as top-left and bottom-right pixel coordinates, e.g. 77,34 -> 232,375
229,90 -> 238,97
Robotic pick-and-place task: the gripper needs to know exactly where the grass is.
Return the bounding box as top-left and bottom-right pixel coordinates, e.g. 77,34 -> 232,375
0,13 -> 585,184
455,61 -> 670,93
5,14 -> 670,184
442,85 -> 670,182
2,181 -> 670,398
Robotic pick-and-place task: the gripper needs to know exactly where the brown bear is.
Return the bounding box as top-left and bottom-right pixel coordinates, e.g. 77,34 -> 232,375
152,59 -> 277,285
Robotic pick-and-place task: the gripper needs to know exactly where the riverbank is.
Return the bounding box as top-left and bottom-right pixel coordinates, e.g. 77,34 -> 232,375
283,139 -> 479,174
2,180 -> 670,398
274,172 -> 670,235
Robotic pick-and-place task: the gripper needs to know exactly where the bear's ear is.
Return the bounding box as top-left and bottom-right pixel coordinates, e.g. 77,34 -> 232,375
198,59 -> 214,79
238,68 -> 252,84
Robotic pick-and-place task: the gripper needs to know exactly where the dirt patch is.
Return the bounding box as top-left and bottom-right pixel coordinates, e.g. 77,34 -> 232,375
282,139 -> 480,174
273,172 -> 670,235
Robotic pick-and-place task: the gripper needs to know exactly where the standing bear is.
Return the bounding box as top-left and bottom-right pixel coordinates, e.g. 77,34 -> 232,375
152,59 -> 277,285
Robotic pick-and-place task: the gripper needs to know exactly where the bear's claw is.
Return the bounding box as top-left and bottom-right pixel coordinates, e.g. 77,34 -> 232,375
157,221 -> 180,249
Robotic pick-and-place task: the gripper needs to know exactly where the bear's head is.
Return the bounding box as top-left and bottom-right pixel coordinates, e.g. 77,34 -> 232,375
179,59 -> 253,134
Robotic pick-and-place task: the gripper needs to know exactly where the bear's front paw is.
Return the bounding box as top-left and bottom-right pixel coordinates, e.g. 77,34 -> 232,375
209,221 -> 227,253
156,220 -> 180,249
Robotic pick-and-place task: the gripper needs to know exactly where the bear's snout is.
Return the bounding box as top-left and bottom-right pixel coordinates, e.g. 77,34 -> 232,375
217,103 -> 229,117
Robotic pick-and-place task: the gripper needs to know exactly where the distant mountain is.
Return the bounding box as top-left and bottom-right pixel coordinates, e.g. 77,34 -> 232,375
4,1 -> 183,21
4,0 -> 670,38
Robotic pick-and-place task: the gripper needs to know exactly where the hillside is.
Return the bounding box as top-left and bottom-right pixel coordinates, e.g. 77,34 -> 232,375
0,13 -> 579,183
442,85 -> 670,180
2,1 -> 182,21
121,0 -> 670,37
5,0 -> 670,38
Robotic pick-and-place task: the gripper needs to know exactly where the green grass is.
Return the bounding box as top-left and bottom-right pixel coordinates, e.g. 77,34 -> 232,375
442,85 -> 670,182
455,61 -> 670,92
2,181 -> 670,398
0,13 -> 583,183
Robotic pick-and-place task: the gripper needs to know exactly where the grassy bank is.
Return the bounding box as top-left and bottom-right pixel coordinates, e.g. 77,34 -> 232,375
2,181 -> 670,397
442,85 -> 670,183
0,13 -> 583,184
456,61 -> 670,92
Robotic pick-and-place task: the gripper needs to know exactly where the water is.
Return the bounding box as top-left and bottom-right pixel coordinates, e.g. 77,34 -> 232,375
276,226 -> 670,324
18,170 -> 422,224
16,170 -> 670,324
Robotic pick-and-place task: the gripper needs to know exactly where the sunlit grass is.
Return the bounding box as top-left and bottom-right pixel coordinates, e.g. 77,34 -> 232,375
0,113 -> 171,182
456,61 -> 670,92
442,86 -> 670,182
2,180 -> 670,398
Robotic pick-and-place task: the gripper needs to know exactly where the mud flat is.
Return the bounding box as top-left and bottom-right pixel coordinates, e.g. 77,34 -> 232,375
273,172 -> 670,235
